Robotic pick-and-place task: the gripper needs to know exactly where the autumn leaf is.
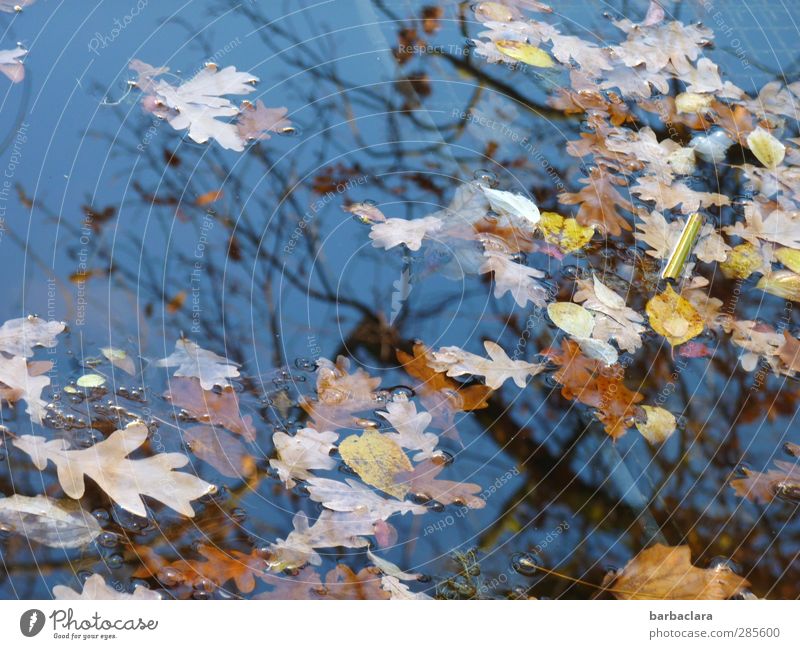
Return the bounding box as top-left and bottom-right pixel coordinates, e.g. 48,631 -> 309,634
54,574 -> 161,600
558,167 -> 633,236
646,285 -> 704,346
396,457 -> 486,508
396,343 -> 492,426
0,316 -> 64,357
133,61 -> 259,151
605,544 -> 749,600
156,339 -> 240,390
746,127 -> 785,169
269,427 -> 338,487
166,377 -> 255,441
377,399 -> 438,461
0,47 -> 26,83
0,494 -> 102,548
731,443 -> 800,504
369,216 -> 442,251
236,100 -> 292,141
339,429 -> 413,499
0,355 -> 52,424
545,339 -> 643,439
183,425 -> 256,479
13,421 -> 216,517
495,40 -> 554,68
537,211 -> 595,253
635,406 -> 677,444
426,340 -> 545,389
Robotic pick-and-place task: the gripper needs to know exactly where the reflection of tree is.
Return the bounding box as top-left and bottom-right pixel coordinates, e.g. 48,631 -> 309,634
2,0 -> 798,598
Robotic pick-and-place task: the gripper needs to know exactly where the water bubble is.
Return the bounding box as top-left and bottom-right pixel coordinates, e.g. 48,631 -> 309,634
98,532 -> 119,548
111,504 -> 152,532
230,507 -> 248,523
92,508 -> 109,522
708,556 -> 741,574
294,357 -> 318,372
390,385 -> 415,400
428,501 -> 445,513
560,264 -> 581,280
473,169 -> 498,188
355,417 -> 381,429
432,449 -> 455,465
511,552 -> 541,576
106,554 -> 124,569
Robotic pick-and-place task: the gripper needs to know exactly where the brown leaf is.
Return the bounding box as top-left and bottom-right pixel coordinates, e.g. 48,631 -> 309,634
730,443 -> 800,504
183,425 -> 256,479
545,340 -> 643,439
558,167 -> 633,235
134,544 -> 265,594
606,544 -> 749,599
396,457 -> 486,508
396,343 -> 492,429
166,377 -> 255,441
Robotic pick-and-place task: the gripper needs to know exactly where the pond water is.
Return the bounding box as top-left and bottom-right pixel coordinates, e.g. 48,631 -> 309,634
0,0 -> 798,599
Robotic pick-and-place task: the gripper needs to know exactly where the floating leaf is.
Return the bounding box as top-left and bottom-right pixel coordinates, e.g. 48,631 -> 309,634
719,242 -> 764,279
0,494 -> 102,548
538,211 -> 595,253
54,574 -> 162,600
547,302 -> 594,338
730,443 -> 800,504
13,421 -> 216,517
757,270 -> 800,302
645,285 -> 704,346
775,247 -> 800,274
100,347 -> 136,375
156,339 -> 240,390
605,544 -> 749,600
636,406 -> 677,444
494,40 -> 554,68
76,373 -> 105,388
339,429 -> 413,499
746,127 -> 785,169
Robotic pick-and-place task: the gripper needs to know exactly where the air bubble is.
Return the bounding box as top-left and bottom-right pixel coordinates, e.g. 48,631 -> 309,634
473,169 -> 498,188
294,357 -> 317,372
511,552 -> 541,576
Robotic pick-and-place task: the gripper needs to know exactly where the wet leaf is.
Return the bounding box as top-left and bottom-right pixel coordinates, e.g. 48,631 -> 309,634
100,347 -> 136,375
547,302 -> 594,338
167,377 -> 255,441
0,316 -> 64,357
339,429 -> 413,499
13,421 -> 216,517
426,340 -> 545,389
606,544 -> 749,600
396,458 -> 486,508
54,574 -> 161,600
494,40 -> 554,68
746,127 -> 785,169
156,339 -> 240,390
183,425 -> 256,479
731,443 -> 800,504
757,270 -> 800,302
538,211 -> 595,253
0,494 -> 102,548
646,285 -> 704,346
719,242 -> 764,279
270,427 -> 337,487
635,406 -> 677,444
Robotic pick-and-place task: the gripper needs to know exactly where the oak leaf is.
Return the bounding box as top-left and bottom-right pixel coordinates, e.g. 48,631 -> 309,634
605,544 -> 748,599
13,421 -> 215,517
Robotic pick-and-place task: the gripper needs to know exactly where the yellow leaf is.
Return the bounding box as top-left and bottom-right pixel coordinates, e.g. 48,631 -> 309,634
757,270 -> 800,302
746,127 -> 785,169
538,211 -> 595,253
775,247 -> 800,274
675,92 -> 713,114
636,406 -> 676,444
645,285 -> 704,346
495,40 -> 554,68
547,302 -> 594,338
339,429 -> 413,499
719,242 -> 763,279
